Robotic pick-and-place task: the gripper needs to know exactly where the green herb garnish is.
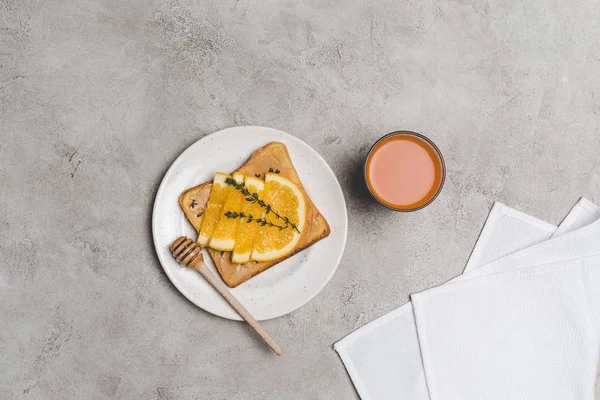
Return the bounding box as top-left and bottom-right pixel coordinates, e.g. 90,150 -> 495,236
224,177 -> 301,233
224,211 -> 287,230
196,211 -> 204,218
190,200 -> 197,208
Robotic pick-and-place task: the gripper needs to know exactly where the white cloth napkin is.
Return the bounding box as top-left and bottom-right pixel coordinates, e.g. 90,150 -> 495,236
414,203 -> 600,399
464,202 -> 556,272
554,197 -> 600,237
412,260 -> 599,400
335,303 -> 429,400
335,198 -> 600,400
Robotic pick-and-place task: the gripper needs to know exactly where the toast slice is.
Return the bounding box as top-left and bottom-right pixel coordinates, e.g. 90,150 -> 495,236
178,142 -> 331,287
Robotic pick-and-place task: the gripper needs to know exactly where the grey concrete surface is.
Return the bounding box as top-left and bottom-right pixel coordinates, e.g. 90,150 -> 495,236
1,0 -> 600,398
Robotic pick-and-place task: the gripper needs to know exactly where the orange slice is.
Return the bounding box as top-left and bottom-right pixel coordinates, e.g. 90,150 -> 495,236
251,173 -> 306,262
208,173 -> 246,251
197,173 -> 231,246
231,176 -> 265,264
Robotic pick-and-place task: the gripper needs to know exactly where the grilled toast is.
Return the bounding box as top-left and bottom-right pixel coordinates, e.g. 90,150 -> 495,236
179,142 -> 331,287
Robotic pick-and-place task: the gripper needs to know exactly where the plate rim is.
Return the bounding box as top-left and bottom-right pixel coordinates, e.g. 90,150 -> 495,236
152,125 -> 348,320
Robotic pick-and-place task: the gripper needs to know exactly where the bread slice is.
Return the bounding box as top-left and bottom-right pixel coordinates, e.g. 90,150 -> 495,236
179,142 -> 331,287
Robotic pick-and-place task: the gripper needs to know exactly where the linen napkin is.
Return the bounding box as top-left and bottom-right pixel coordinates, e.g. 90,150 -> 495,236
463,212 -> 600,281
554,197 -> 600,237
412,260 -> 599,400
412,201 -> 600,399
464,202 -> 556,272
334,198 -> 599,400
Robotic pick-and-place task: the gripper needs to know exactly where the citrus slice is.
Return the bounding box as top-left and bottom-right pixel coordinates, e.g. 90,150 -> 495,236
197,173 -> 231,246
231,176 -> 265,264
209,173 -> 245,251
251,173 -> 306,262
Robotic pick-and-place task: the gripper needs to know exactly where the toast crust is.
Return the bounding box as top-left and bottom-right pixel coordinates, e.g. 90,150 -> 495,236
179,142 -> 331,287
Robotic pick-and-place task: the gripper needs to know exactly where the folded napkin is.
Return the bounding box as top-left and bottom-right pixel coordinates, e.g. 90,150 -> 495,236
335,198 -> 600,400
554,197 -> 600,237
464,202 -> 556,272
412,260 -> 599,400
414,202 -> 600,399
465,214 -> 600,281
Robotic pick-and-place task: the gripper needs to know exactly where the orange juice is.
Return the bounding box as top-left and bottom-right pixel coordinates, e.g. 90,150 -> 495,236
365,132 -> 445,211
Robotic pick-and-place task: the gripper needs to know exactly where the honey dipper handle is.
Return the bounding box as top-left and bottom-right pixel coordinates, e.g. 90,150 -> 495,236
191,259 -> 283,356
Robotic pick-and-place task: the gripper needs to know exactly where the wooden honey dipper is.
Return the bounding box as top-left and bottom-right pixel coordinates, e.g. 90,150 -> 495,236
170,236 -> 283,356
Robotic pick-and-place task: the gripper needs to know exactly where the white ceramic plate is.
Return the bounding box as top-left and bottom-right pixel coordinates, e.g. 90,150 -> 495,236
152,126 -> 348,321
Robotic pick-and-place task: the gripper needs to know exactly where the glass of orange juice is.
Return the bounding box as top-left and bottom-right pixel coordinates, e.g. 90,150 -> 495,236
364,131 -> 445,211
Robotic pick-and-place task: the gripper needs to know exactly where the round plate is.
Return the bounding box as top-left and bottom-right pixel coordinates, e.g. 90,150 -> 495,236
152,126 -> 348,321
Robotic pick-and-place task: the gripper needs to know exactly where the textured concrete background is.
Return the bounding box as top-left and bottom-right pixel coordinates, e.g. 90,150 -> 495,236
1,0 -> 600,398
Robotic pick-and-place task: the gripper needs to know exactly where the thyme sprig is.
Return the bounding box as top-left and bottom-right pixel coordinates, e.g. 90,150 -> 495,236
224,177 -> 301,233
224,211 -> 287,230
